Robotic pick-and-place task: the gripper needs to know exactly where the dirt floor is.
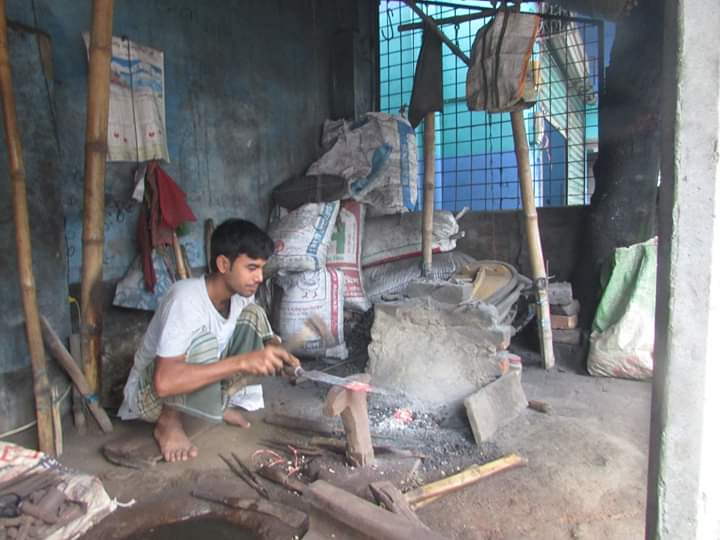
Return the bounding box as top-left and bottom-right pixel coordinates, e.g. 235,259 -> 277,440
37,346 -> 652,540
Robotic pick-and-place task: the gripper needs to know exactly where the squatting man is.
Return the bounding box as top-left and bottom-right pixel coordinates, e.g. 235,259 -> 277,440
118,219 -> 300,462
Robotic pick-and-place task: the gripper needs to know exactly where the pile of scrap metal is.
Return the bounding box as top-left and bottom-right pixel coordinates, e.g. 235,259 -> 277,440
400,259 -> 534,331
453,260 -> 533,330
0,470 -> 87,540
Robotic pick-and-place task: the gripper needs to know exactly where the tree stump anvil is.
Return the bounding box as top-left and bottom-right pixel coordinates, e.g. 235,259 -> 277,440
323,374 -> 375,466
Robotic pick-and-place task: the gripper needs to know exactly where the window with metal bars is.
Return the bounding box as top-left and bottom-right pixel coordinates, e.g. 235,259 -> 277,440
379,1 -> 606,211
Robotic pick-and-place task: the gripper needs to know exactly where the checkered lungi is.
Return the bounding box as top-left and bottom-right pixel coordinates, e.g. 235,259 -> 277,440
133,304 -> 274,423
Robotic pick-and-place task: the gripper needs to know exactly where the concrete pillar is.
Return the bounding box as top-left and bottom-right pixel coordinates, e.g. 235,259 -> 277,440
647,1 -> 720,538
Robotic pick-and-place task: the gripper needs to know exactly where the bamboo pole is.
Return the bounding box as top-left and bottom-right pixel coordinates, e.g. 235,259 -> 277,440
421,113 -> 436,276
80,0 -> 114,395
511,110 -> 555,369
0,0 -> 55,455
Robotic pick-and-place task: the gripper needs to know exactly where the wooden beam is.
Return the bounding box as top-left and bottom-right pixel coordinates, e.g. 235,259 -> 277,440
80,0 -> 114,394
304,480 -> 444,540
399,9 -> 496,32
402,0 -> 471,66
510,111 -> 555,369
0,0 -> 55,455
421,113 -> 436,276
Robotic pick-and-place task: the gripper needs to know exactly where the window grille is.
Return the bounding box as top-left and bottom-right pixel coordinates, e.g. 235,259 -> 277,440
379,1 -> 605,211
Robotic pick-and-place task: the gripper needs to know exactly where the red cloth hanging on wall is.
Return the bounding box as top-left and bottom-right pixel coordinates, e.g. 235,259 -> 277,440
137,161 -> 196,291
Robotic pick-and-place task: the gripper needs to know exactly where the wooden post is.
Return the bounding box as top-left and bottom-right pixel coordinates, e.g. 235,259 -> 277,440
69,334 -> 87,434
510,110 -> 555,369
422,113 -> 435,276
324,374 -> 375,467
51,386 -> 63,457
172,232 -> 188,279
80,0 -> 114,395
0,0 -> 55,455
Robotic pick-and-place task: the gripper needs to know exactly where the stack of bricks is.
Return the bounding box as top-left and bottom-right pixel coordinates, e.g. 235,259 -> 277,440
548,282 -> 581,345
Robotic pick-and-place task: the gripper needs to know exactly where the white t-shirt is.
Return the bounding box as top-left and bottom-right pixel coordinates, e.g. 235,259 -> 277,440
118,277 -> 254,420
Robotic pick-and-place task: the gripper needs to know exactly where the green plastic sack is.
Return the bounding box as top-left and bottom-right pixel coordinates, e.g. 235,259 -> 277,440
587,238 -> 656,379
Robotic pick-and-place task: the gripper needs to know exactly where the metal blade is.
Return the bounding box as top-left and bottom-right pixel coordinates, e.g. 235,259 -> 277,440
297,369 -> 391,395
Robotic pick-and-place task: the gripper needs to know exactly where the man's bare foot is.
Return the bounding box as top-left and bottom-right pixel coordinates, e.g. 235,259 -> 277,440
154,406 -> 198,463
223,407 -> 251,428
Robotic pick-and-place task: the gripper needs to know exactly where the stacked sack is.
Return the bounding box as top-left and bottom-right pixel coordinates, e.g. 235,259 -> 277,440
265,200 -> 373,360
361,211 -> 472,302
265,112 -> 472,358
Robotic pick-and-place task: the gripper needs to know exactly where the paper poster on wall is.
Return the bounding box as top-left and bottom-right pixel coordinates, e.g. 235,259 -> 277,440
83,33 -> 170,162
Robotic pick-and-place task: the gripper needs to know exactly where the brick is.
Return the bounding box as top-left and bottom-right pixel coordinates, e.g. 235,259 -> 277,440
551,313 -> 577,329
550,299 -> 580,316
547,282 -> 573,305
464,372 -> 528,444
552,328 -> 582,345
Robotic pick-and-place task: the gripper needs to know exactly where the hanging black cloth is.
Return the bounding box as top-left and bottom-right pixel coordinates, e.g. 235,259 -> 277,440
408,26 -> 444,128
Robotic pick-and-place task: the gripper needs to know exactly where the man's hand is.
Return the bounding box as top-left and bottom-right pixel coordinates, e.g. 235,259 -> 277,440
240,344 -> 300,376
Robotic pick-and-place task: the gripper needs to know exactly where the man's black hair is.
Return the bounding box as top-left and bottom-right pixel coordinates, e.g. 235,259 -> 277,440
210,219 -> 274,272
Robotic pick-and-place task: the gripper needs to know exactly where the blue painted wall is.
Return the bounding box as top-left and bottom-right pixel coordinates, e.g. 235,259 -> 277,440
0,0 -> 376,437
7,0 -> 374,283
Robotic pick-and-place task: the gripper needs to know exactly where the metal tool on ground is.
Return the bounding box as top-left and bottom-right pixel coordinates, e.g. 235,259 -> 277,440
219,453 -> 269,499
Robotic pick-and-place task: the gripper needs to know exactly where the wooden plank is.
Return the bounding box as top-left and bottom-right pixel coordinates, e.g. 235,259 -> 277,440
405,453 -> 527,509
68,334 -> 87,434
304,480 -> 444,540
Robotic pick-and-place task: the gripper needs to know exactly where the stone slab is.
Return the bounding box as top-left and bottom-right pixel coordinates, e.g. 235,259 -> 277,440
464,372 -> 528,444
